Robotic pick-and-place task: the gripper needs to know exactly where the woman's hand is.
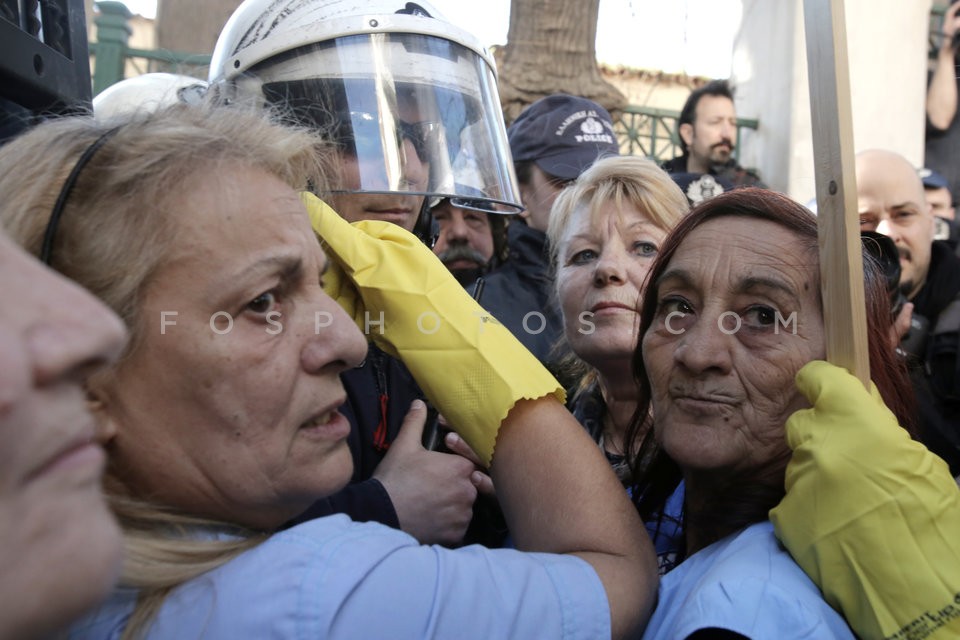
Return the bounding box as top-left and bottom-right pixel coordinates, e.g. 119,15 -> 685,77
444,429 -> 496,497
771,361 -> 960,640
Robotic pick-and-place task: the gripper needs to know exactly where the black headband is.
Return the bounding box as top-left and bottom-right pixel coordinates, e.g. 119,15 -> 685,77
40,128 -> 120,266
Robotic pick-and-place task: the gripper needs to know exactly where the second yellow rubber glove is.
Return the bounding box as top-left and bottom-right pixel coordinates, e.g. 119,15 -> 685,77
303,192 -> 564,467
770,360 -> 960,640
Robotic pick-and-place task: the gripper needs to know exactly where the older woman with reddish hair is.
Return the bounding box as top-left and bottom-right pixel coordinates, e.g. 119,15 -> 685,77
627,188 -> 919,638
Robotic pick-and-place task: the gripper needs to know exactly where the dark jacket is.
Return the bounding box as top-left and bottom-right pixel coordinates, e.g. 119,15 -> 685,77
568,382 -> 630,486
470,221 -> 564,366
291,343 -> 509,547
907,240 -> 960,474
662,156 -> 767,190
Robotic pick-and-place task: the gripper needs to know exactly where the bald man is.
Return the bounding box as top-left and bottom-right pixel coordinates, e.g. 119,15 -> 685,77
856,149 -> 960,475
857,150 -> 939,300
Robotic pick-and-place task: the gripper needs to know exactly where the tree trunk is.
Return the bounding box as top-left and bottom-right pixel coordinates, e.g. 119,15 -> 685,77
155,0 -> 242,59
497,0 -> 627,124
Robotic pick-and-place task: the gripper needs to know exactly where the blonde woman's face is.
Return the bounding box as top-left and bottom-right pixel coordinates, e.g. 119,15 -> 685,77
0,233 -> 126,638
555,202 -> 666,373
103,164 -> 368,530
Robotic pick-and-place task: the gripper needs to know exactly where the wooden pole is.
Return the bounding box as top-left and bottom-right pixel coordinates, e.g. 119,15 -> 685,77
802,0 -> 870,386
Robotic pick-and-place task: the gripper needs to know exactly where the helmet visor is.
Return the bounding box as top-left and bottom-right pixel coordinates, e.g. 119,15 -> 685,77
236,32 -> 521,214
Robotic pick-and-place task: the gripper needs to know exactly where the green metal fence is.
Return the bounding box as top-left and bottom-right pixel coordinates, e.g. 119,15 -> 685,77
89,2 -> 210,97
614,103 -> 758,164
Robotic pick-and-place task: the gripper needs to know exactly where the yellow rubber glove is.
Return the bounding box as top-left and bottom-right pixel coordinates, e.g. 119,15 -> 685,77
302,192 -> 564,467
770,360 -> 960,640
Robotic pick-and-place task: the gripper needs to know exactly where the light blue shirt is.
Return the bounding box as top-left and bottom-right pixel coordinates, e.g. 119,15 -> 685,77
70,515 -> 610,639
642,521 -> 855,639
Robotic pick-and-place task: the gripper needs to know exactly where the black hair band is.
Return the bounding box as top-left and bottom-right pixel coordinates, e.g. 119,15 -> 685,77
40,127 -> 121,266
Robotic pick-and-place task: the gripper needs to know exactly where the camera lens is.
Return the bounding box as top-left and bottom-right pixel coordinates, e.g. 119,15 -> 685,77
861,230 -> 903,316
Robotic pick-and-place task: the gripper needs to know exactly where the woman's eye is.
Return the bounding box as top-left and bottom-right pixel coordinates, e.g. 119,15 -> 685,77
743,305 -> 777,327
634,241 -> 658,257
247,291 -> 278,315
660,296 -> 693,315
569,249 -> 597,265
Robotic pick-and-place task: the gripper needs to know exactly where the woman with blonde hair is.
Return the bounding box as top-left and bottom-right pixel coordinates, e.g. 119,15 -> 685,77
547,155 -> 689,572
0,102 -> 654,639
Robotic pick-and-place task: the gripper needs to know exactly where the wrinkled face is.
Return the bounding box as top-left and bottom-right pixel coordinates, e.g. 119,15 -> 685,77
432,200 -> 495,285
856,151 -> 936,300
556,202 -> 666,373
0,233 -> 126,638
682,95 -> 737,173
642,217 -> 824,478
519,164 -> 566,232
103,165 -> 368,530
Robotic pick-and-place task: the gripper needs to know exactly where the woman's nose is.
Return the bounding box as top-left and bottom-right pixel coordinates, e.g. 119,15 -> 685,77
672,312 -> 734,375
25,267 -> 127,388
301,295 -> 368,375
593,247 -> 627,286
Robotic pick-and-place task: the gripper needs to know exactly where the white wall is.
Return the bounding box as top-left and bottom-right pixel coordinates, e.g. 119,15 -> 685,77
733,0 -> 932,204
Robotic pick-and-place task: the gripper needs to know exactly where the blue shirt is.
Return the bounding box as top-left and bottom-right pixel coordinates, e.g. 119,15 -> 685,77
70,515 -> 609,639
645,482 -> 685,575
642,521 -> 855,639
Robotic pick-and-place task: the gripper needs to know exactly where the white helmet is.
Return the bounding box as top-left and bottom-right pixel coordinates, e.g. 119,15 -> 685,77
209,0 -> 521,214
93,73 -> 207,122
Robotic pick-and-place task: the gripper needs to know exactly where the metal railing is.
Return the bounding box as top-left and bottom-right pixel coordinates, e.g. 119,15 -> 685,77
614,104 -> 758,164
89,2 -> 210,97
616,105 -> 682,161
